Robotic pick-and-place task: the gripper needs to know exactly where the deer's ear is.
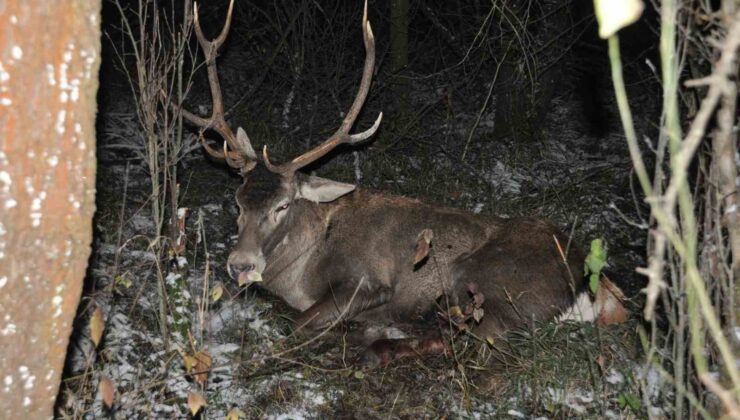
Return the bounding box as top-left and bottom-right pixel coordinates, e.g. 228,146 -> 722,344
298,175 -> 356,203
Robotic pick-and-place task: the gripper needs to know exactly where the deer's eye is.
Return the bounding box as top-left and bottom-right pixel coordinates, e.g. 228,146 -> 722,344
275,202 -> 290,213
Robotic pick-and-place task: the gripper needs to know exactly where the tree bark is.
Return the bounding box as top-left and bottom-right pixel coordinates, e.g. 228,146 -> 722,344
390,0 -> 409,113
715,1 -> 740,396
0,1 -> 101,417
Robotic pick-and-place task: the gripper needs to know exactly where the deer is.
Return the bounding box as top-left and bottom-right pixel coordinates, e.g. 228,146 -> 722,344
180,0 -> 626,366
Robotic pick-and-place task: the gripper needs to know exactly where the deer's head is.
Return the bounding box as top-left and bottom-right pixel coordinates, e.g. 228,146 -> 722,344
182,0 -> 381,283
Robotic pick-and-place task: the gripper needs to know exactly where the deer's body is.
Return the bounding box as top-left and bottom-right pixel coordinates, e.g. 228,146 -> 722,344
183,0 -> 615,365
244,173 -> 585,339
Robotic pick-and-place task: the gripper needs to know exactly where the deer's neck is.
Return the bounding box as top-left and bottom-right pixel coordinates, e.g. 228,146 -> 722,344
260,199 -> 335,310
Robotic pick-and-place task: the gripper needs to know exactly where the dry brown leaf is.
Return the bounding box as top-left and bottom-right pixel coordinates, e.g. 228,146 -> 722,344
413,228 -> 434,265
595,276 -> 629,326
595,354 -> 606,372
99,376 -> 115,409
90,307 -> 105,348
467,282 -> 479,294
226,407 -> 247,420
194,351 -> 212,387
187,391 -> 207,415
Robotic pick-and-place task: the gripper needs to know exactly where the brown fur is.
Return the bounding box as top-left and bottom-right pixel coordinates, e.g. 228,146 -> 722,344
230,183 -> 586,342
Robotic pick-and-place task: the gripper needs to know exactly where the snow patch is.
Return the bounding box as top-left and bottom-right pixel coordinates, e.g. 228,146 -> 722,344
11,46 -> 23,60
545,387 -> 593,414
507,409 -> 526,418
207,300 -> 277,337
557,291 -> 597,323
268,408 -> 309,420
0,172 -> 10,191
1,322 -> 17,336
605,369 -> 624,385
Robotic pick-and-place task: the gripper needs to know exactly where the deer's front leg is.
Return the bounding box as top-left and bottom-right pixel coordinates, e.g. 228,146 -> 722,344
294,284 -> 393,332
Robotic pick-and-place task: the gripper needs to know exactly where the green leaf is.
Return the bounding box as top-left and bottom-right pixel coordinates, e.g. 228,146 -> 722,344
114,275 -> 132,289
589,273 -> 600,295
618,393 -> 641,411
584,238 -> 608,294
628,395 -> 641,410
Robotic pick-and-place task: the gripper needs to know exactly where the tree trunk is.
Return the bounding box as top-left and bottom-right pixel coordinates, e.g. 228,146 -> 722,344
716,0 -> 740,396
0,1 -> 101,417
390,0 -> 409,113
493,0 -> 569,142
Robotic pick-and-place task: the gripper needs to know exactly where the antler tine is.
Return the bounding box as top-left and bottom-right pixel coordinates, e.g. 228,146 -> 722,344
193,0 -> 235,53
264,0 -> 383,177
193,0 -> 233,116
338,0 -> 376,134
212,0 -> 235,48
179,0 -> 256,172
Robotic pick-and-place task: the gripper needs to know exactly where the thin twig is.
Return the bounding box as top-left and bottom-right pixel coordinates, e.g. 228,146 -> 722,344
268,277 -> 366,360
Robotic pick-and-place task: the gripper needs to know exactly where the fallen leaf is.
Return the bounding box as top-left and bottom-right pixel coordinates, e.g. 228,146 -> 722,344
183,354 -> 197,373
187,391 -> 206,416
413,228 -> 434,265
596,354 -> 606,371
472,307 -> 485,323
99,376 -> 115,409
462,303 -> 473,316
211,283 -> 224,303
595,276 -> 628,326
226,407 -> 247,420
472,292 -> 485,307
193,351 -> 212,387
486,336 -> 495,346
90,307 -> 105,348
467,282 -> 479,294
447,305 -> 463,319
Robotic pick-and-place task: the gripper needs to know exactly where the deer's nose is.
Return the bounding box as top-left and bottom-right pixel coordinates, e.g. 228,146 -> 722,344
227,262 -> 256,280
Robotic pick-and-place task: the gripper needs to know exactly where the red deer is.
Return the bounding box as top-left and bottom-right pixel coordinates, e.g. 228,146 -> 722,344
181,0 -> 624,365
